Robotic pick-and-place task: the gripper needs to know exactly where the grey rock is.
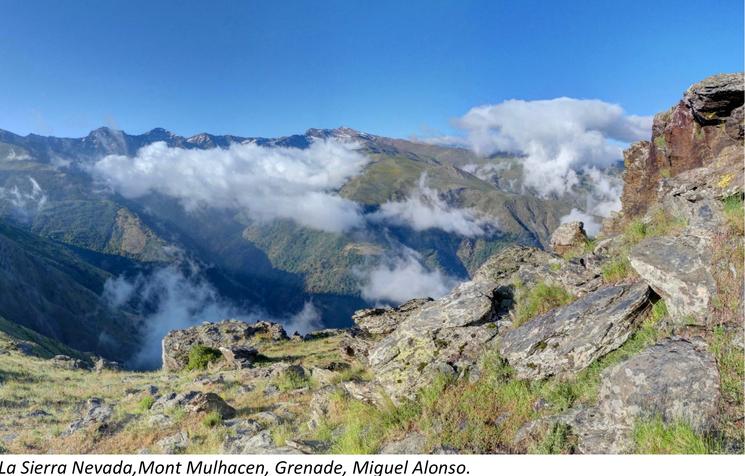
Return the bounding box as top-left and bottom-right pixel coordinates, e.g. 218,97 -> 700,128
499,283 -> 650,380
50,355 -> 89,370
380,432 -> 427,454
64,398 -> 113,435
150,391 -> 201,412
629,235 -> 715,324
93,357 -> 122,372
368,246 -> 554,401
162,320 -> 287,372
184,392 -> 236,419
156,431 -> 189,454
223,430 -> 302,454
550,221 -> 588,255
219,345 -> 259,370
352,298 -> 433,336
564,337 -> 720,453
684,72 -> 744,125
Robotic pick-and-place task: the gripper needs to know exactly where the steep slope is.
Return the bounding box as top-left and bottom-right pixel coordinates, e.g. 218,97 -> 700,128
0,220 -> 140,358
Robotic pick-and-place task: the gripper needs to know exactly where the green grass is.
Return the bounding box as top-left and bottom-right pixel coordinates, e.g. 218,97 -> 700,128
622,210 -> 687,248
722,194 -> 744,235
710,326 -> 744,408
137,395 -> 155,413
185,345 -> 222,371
274,368 -> 311,391
202,411 -> 223,428
534,422 -> 576,454
512,280 -> 574,327
601,257 -> 633,283
633,417 -> 709,454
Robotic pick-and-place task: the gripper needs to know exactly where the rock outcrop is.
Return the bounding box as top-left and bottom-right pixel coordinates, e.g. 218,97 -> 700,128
629,235 -> 716,324
618,72 -> 743,222
562,338 -> 720,453
549,221 -> 588,256
161,320 -> 287,371
499,283 -> 651,380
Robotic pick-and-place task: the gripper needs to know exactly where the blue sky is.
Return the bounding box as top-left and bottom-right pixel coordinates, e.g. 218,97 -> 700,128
1,0 -> 742,139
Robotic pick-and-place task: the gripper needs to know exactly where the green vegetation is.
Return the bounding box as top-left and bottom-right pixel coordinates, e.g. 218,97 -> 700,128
632,417 -> 709,454
710,326 -> 744,409
137,396 -> 155,412
722,193 -> 744,235
185,345 -> 222,371
512,280 -> 574,327
534,422 -> 576,454
202,411 -> 223,428
601,257 -> 633,283
329,364 -> 371,384
622,210 -> 687,247
274,369 -> 311,391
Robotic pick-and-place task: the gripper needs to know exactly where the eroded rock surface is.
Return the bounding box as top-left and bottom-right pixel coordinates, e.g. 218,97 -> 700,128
499,283 -> 651,380
629,235 -> 715,324
563,338 -> 720,453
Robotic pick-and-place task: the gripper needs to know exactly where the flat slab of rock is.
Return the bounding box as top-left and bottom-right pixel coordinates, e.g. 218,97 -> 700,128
162,320 -> 287,371
499,283 -> 650,380
629,235 -> 715,324
352,298 -> 433,336
564,338 -> 720,453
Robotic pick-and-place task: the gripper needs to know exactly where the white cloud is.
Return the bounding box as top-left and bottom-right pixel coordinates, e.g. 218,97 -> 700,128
369,174 -> 495,237
360,249 -> 460,305
454,97 -> 651,198
560,208 -> 600,237
0,176 -> 48,218
92,139 -> 369,233
285,301 -> 324,336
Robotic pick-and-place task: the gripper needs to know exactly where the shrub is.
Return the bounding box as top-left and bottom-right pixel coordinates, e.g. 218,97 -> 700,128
632,417 -> 709,454
513,281 -> 574,327
202,410 -> 222,428
185,345 -> 222,371
137,395 -> 155,412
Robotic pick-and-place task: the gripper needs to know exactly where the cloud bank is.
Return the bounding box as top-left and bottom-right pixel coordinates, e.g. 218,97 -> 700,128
455,97 -> 651,197
360,249 -> 459,305
0,176 -> 48,219
103,263 -> 324,369
369,174 -> 495,237
93,139 -> 369,233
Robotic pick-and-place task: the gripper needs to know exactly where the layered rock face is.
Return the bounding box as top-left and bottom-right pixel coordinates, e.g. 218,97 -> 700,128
619,72 -> 743,221
161,320 -> 287,371
499,283 -> 650,380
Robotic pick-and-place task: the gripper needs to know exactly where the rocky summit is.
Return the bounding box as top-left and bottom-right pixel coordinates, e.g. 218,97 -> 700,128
0,73 -> 742,455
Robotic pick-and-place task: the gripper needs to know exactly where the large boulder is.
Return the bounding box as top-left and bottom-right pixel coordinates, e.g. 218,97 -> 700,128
550,222 -> 588,255
629,235 -> 716,324
161,320 -> 287,371
563,338 -> 720,453
367,246 -> 554,401
684,72 -> 744,125
499,283 -> 651,380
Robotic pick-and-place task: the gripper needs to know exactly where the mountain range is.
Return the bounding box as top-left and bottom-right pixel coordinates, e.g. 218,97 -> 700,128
0,125 -> 595,366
